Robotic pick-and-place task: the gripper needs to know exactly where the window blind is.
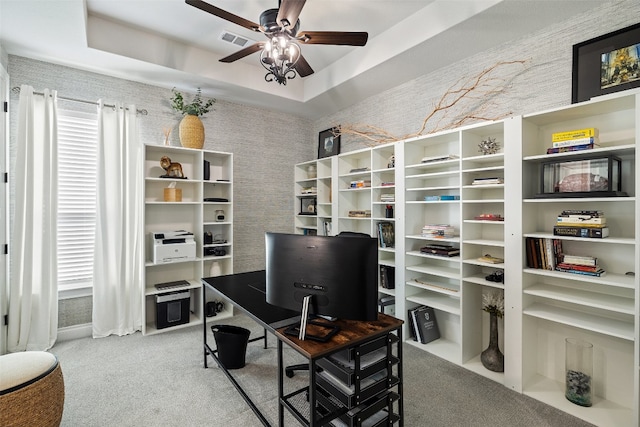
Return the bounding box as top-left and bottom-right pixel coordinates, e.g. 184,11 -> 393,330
57,110 -> 98,289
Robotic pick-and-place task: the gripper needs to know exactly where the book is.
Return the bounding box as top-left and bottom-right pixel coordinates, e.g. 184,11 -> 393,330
561,254 -> 597,266
379,265 -> 395,289
420,154 -> 459,163
472,177 -> 504,185
551,127 -> 598,142
422,224 -> 456,238
559,210 -> 604,216
377,221 -> 395,248
553,226 -> 609,238
556,216 -> 606,225
474,213 -> 504,221
554,222 -> 606,228
477,254 -> 504,264
556,262 -> 602,272
552,137 -> 599,148
555,267 -> 606,277
546,143 -> 595,154
420,244 -> 460,257
408,309 -> 419,342
412,306 -> 440,344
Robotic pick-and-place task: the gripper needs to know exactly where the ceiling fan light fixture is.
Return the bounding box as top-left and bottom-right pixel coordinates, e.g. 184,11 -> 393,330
260,36 -> 300,85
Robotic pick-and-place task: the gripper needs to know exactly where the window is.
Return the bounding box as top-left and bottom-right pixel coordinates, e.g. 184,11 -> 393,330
57,110 -> 98,292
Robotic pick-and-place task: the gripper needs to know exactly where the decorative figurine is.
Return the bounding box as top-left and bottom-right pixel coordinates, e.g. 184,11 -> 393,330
478,137 -> 500,155
160,156 -> 186,178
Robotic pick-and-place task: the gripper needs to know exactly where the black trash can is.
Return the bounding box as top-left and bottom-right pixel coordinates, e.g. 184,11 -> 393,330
211,325 -> 250,369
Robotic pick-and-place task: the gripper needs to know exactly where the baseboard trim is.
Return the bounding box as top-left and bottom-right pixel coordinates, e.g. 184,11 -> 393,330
57,323 -> 92,342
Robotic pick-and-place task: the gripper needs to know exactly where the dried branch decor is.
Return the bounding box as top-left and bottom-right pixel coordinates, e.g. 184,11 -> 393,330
336,60 -> 527,146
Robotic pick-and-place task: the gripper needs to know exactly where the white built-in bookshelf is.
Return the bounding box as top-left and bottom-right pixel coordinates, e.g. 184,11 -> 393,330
294,89 -> 640,426
143,145 -> 234,335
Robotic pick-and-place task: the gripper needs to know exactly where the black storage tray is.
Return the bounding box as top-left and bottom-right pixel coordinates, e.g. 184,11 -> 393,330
332,335 -> 390,362
317,390 -> 400,427
317,348 -> 399,387
317,368 -> 399,407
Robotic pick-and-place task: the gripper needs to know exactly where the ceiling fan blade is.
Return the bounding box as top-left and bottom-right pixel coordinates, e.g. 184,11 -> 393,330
219,42 -> 265,63
294,54 -> 314,77
276,0 -> 306,29
185,0 -> 261,32
298,31 -> 368,46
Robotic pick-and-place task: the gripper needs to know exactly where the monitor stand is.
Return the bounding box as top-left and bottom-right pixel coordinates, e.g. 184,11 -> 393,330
283,295 -> 340,343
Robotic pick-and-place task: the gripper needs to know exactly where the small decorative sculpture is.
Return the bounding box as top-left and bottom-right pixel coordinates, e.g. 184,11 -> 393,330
160,156 -> 185,178
478,137 -> 500,155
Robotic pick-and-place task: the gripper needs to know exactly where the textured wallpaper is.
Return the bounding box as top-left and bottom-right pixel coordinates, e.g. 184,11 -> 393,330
315,0 -> 639,154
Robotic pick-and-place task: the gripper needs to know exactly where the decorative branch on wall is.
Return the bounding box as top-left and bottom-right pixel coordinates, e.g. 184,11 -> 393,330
336,60 -> 527,146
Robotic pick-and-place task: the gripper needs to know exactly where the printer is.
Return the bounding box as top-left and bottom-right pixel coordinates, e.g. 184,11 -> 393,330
151,230 -> 196,264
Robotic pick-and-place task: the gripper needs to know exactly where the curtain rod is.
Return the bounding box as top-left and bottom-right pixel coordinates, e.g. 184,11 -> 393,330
11,86 -> 148,115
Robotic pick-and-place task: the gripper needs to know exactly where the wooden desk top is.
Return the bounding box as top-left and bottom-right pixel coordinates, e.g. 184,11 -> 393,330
275,313 -> 403,360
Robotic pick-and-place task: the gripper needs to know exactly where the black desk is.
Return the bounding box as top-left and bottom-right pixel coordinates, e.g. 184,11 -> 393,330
202,271 -> 403,427
202,270 -> 300,426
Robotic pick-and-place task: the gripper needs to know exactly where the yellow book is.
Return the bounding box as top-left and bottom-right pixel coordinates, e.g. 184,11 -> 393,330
552,127 -> 598,142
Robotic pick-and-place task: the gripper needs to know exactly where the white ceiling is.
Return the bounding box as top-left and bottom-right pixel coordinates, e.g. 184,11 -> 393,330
0,0 -> 604,118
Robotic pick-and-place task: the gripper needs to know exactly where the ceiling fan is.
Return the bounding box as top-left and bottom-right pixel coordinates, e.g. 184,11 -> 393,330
185,0 -> 369,85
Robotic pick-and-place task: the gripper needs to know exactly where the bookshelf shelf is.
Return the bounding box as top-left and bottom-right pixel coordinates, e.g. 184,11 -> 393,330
524,283 -> 634,314
523,303 -> 633,341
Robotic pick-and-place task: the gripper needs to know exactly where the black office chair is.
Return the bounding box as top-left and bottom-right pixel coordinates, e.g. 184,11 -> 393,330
286,231 -> 371,378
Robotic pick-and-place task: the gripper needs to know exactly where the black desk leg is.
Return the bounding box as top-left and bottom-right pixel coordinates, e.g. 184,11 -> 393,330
264,327 -> 268,349
203,282 -> 208,368
309,359 -> 316,427
278,339 -> 284,427
397,327 -> 403,427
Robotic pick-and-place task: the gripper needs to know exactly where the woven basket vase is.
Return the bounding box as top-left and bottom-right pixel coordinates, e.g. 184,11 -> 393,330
179,114 -> 205,149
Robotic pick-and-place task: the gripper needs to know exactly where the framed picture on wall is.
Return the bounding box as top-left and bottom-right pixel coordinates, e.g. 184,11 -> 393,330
572,22 -> 640,103
318,127 -> 341,158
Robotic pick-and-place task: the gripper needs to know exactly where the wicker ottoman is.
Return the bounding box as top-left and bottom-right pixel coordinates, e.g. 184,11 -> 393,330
0,351 -> 65,427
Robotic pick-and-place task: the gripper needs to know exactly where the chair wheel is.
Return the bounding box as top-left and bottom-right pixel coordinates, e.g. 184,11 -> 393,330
286,369 -> 295,378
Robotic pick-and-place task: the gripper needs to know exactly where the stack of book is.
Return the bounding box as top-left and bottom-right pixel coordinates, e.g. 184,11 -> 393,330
420,244 -> 459,257
300,186 -> 317,194
553,209 -> 609,238
424,195 -> 460,201
348,210 -> 371,218
556,254 -> 605,277
380,193 -> 395,202
421,224 -> 456,238
547,127 -> 599,154
349,180 -> 371,188
408,305 -> 440,344
471,177 -> 504,185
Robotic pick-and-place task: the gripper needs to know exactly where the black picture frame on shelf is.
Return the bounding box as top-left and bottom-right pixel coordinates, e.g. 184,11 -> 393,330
572,22 -> 640,104
299,197 -> 317,215
318,127 -> 341,159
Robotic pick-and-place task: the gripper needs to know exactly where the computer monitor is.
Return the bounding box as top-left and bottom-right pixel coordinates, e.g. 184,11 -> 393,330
265,232 -> 379,340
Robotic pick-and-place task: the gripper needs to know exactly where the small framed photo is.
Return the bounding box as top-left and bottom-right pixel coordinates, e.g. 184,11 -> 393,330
299,197 -> 317,215
318,127 -> 341,159
572,23 -> 640,103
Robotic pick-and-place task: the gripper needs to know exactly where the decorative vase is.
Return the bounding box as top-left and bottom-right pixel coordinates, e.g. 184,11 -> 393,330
179,114 -> 205,149
209,261 -> 222,277
307,164 -> 317,179
565,338 -> 593,407
481,312 -> 504,372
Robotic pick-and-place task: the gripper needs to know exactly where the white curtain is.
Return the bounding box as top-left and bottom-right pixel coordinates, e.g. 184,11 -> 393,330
92,101 -> 143,338
8,85 -> 58,351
